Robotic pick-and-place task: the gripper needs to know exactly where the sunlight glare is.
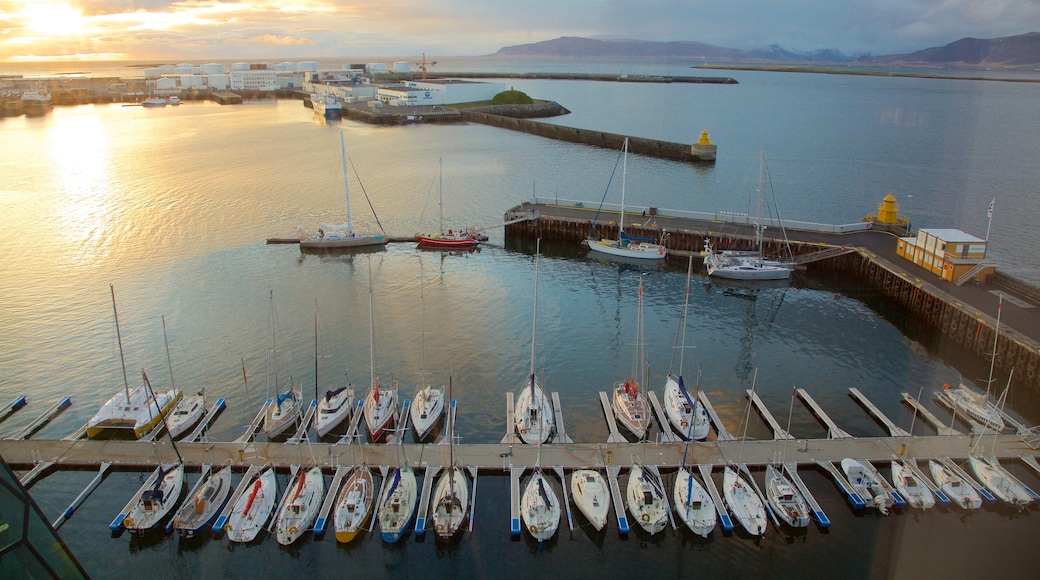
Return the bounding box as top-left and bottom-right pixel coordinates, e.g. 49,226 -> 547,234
22,2 -> 86,37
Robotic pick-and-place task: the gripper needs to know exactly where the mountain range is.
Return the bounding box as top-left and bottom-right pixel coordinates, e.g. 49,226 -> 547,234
493,33 -> 1040,66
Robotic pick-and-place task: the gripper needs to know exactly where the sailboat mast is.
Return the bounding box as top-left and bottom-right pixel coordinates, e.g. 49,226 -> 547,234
438,158 -> 444,235
368,260 -> 376,390
161,315 -> 176,394
110,285 -> 131,402
738,368 -> 758,465
530,239 -> 541,379
678,256 -> 693,375
314,307 -> 319,403
985,294 -> 1003,397
619,138 -> 628,237
419,261 -> 427,389
340,132 -> 352,233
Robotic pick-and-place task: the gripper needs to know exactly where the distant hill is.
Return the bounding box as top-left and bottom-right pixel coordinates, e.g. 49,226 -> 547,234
858,32 -> 1040,66
492,37 -> 853,63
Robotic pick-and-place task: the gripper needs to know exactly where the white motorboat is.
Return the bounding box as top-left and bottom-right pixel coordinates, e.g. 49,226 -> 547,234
521,469 -> 560,543
968,456 -> 1034,506
141,97 -> 167,107
300,133 -> 387,250
378,464 -> 418,543
570,469 -> 611,532
663,375 -> 710,440
431,466 -> 469,541
673,467 -> 716,537
333,465 -> 375,543
723,466 -> 768,537
275,466 -> 325,545
626,464 -> 668,535
928,460 -> 981,510
514,243 -> 555,445
410,385 -> 444,441
123,463 -> 184,534
841,458 -> 893,514
166,392 -> 206,440
264,383 -> 301,438
167,96 -> 181,105
315,385 -> 354,437
765,464 -> 810,527
173,465 -> 232,537
586,138 -> 667,261
890,460 -> 935,509
225,467 -> 278,543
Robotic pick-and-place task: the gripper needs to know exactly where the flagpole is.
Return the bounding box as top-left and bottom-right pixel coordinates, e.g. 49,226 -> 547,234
985,198 -> 994,243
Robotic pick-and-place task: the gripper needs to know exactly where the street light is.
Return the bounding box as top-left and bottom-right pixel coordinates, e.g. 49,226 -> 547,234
905,194 -> 913,235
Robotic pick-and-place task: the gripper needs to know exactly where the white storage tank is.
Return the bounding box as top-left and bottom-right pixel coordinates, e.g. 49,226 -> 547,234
298,61 -> 319,71
231,62 -> 250,71
367,63 -> 387,74
144,68 -> 163,79
174,63 -> 194,74
201,63 -> 224,75
392,61 -> 411,73
206,74 -> 230,90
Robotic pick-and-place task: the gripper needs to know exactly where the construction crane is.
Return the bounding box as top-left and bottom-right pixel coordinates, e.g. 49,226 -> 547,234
415,53 -> 436,80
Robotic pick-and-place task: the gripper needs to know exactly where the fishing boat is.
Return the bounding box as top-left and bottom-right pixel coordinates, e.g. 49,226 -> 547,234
673,466 -> 715,537
625,463 -> 668,535
225,467 -> 278,543
722,466 -> 768,537
891,461 -> 935,509
333,465 -> 375,543
521,468 -> 560,542
586,138 -> 667,260
410,264 -> 445,441
764,464 -> 810,527
662,259 -> 710,440
928,460 -> 981,510
20,85 -> 53,116
311,88 -> 342,118
968,456 -> 1033,506
87,287 -> 181,440
377,464 -> 418,543
612,277 -> 650,440
514,242 -> 555,445
264,383 -> 301,438
841,458 -> 893,514
172,465 -> 232,538
166,391 -> 206,440
123,463 -> 184,534
275,466 -> 325,545
703,151 -> 794,281
300,133 -> 387,250
570,469 -> 610,531
416,159 -> 480,249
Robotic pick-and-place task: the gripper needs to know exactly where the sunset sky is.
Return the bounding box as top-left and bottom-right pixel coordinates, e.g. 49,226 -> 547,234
0,1 -> 1037,62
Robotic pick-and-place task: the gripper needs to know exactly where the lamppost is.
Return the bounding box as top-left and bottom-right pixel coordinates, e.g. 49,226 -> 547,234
905,194 -> 913,235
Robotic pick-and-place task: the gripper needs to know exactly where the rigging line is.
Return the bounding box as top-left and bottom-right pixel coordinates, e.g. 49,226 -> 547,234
763,155 -> 794,262
586,145 -> 625,239
344,151 -> 386,235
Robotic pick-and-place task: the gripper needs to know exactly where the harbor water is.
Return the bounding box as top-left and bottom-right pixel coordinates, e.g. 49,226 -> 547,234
2,60 -> 1040,578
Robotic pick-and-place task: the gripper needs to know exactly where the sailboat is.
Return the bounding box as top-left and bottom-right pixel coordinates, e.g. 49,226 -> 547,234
172,465 -> 232,538
416,158 -> 480,249
612,276 -> 651,440
363,262 -> 397,442
969,370 -> 1033,506
723,466 -> 768,537
570,469 -> 610,532
377,455 -> 418,542
764,391 -> 810,527
123,463 -> 185,534
431,378 -> 469,541
263,292 -> 301,439
300,132 -> 387,250
626,463 -> 669,535
673,391 -> 716,537
513,241 -> 555,445
225,467 -> 278,543
333,465 -> 375,543
841,458 -> 892,514
890,461 -> 935,509
160,316 -> 206,440
586,138 -> 667,260
521,437 -> 560,542
275,465 -> 325,545
928,460 -> 981,510
704,151 -> 794,281
87,286 -> 182,440
313,310 -> 355,438
936,294 -> 1007,432
410,262 -> 445,441
663,256 -> 710,441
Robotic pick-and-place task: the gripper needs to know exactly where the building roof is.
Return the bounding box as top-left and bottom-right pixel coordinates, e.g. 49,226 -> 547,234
919,228 -> 985,243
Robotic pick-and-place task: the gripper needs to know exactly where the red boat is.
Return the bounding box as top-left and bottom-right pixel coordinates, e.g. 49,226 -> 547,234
416,229 -> 479,249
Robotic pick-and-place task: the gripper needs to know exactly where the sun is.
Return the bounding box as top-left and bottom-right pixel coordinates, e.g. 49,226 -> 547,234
21,2 -> 87,37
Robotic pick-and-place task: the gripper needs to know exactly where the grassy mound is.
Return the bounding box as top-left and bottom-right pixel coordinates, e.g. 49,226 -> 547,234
491,90 -> 534,105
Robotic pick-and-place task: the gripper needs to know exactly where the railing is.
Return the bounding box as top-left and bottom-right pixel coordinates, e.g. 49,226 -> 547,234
956,260 -> 997,286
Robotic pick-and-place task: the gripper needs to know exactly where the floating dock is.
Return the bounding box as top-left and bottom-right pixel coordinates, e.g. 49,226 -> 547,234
12,396 -> 71,440
0,395 -> 27,423
797,389 -> 853,439
747,390 -> 794,440
848,388 -> 912,437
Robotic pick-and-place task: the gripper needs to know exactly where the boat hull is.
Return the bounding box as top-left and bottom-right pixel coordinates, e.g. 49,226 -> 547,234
673,467 -> 715,537
928,460 -> 981,510
587,238 -> 666,260
765,464 -> 810,528
378,466 -> 417,543
124,464 -> 185,534
166,394 -> 206,440
570,469 -> 610,532
87,386 -> 181,440
315,388 -> 354,437
521,470 -> 560,542
174,466 -> 232,537
663,376 -> 710,440
626,465 -> 668,535
364,385 -> 397,442
513,375 -> 554,445
722,466 -> 768,537
275,466 -> 325,545
612,382 -> 649,440
431,467 -> 469,541
410,387 -> 445,442
416,234 -> 479,249
225,468 -> 278,543
333,466 -> 374,543
300,234 -> 386,249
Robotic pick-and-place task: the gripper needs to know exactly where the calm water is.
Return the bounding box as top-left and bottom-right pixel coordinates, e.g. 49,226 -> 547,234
2,63 -> 1039,578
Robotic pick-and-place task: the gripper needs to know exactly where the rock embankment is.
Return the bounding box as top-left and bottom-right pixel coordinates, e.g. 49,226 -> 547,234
463,101 -> 570,118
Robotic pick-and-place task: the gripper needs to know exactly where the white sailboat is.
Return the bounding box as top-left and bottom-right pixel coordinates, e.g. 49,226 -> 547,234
225,467 -> 278,543
514,242 -> 555,445
570,469 -> 610,532
928,460 -> 981,510
410,262 -> 445,441
263,292 -> 301,439
378,464 -> 418,543
704,151 -> 794,281
968,456 -> 1033,506
764,464 -> 810,528
663,256 -> 710,441
521,468 -> 560,543
841,458 -> 893,514
333,465 -> 375,543
673,466 -> 715,537
166,392 -> 205,440
431,380 -> 469,541
275,466 -> 325,545
312,311 -> 355,438
586,138 -> 667,260
612,277 -> 651,440
173,465 -> 232,538
722,466 -> 768,536
889,461 -> 935,509
300,133 -> 386,250
626,463 -> 668,535
363,261 -> 397,442
936,295 -> 1007,432
122,463 -> 185,534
